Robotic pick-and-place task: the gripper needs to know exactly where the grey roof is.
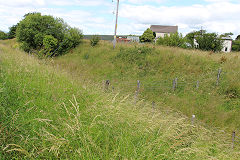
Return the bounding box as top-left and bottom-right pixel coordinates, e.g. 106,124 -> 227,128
150,25 -> 178,33
221,36 -> 232,40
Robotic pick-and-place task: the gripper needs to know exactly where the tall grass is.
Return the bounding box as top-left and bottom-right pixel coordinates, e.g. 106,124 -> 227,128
53,40 -> 240,131
1,39 -> 240,159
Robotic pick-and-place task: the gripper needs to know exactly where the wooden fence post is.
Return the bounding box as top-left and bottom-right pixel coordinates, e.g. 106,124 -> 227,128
196,81 -> 199,89
105,80 -> 110,91
152,101 -> 155,110
135,80 -> 140,104
216,68 -> 222,86
232,131 -> 236,149
173,78 -> 177,91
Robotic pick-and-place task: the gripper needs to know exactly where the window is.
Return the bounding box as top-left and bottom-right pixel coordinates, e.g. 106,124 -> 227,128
225,47 -> 228,52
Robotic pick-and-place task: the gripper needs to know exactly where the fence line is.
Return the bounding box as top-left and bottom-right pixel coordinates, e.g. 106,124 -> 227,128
102,68 -> 240,149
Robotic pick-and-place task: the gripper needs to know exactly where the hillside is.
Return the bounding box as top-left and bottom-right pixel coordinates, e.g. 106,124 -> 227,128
1,39 -> 240,159
54,40 -> 240,131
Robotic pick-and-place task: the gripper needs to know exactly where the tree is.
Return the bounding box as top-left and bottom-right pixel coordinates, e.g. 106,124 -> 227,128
195,32 -> 223,52
16,12 -> 83,56
8,24 -> 18,39
0,31 -> 7,40
236,35 -> 240,40
220,32 -> 233,38
156,32 -> 186,48
232,40 -> 240,52
185,30 -> 206,48
140,28 -> 154,42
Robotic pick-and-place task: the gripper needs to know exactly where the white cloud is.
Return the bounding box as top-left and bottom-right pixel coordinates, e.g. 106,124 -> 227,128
119,1 -> 240,36
0,0 -> 239,37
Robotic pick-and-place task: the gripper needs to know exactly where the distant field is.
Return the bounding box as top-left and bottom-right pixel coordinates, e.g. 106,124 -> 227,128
1,39 -> 240,159
84,35 -> 114,41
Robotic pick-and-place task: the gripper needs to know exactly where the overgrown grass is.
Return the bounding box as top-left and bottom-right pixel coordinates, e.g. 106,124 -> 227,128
1,40 -> 240,159
53,40 -> 240,132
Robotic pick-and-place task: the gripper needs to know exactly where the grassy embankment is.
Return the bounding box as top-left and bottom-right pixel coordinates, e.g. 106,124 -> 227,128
54,40 -> 240,132
0,39 -> 240,159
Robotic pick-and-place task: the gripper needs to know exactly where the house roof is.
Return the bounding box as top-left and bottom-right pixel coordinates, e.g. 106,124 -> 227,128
221,36 -> 232,40
150,25 -> 178,33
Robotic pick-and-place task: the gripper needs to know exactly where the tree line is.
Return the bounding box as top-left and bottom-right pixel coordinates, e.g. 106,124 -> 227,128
140,28 -> 240,52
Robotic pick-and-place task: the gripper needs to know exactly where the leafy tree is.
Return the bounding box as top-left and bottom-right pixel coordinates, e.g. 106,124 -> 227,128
90,35 -> 100,46
16,12 -> 83,56
0,31 -> 7,40
236,35 -> 240,40
185,30 -> 206,48
156,32 -> 186,48
232,40 -> 240,52
140,28 -> 154,42
220,32 -> 233,38
195,32 -> 223,52
8,24 -> 18,39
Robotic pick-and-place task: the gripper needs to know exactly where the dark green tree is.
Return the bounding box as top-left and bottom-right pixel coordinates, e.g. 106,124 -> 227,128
0,31 -> 7,40
232,40 -> 240,52
236,35 -> 240,40
8,24 -> 18,39
195,32 -> 223,52
16,12 -> 83,56
140,28 -> 154,42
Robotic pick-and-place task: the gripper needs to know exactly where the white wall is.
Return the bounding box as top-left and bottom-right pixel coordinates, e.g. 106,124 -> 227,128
222,40 -> 232,53
156,33 -> 170,38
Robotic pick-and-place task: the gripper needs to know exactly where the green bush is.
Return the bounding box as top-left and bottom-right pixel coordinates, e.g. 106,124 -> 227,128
16,12 -> 83,56
232,40 -> 240,52
140,28 -> 155,43
8,25 -> 18,39
90,35 -> 100,46
156,32 -> 186,48
0,31 -> 7,40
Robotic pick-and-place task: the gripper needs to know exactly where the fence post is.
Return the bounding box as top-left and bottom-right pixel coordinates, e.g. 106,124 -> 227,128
216,68 -> 222,86
135,80 -> 140,104
192,115 -> 195,125
196,80 -> 199,89
105,80 -> 110,91
232,131 -> 236,149
152,101 -> 155,110
173,78 -> 177,91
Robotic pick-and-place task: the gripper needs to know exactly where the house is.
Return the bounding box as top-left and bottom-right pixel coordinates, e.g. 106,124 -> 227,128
127,36 -> 140,43
150,25 -> 178,39
221,36 -> 232,53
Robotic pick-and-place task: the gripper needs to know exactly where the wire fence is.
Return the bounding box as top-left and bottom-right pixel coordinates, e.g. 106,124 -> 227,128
102,68 -> 240,149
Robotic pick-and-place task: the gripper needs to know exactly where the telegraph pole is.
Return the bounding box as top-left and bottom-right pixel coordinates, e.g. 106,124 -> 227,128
113,0 -> 119,49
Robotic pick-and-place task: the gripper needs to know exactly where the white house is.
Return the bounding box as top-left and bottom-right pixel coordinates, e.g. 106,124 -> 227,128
127,36 -> 140,43
221,37 -> 232,53
150,25 -> 178,39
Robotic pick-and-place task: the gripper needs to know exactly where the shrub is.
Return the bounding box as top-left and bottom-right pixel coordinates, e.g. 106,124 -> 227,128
8,24 -> 18,39
140,28 -> 155,43
0,31 -> 7,40
90,35 -> 100,46
156,32 -> 186,48
16,12 -> 83,56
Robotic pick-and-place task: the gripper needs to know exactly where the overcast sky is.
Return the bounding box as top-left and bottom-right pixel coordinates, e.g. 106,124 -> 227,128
0,0 -> 239,38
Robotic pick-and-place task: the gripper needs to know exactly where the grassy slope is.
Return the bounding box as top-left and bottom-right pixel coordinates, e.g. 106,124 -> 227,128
0,40 -> 240,159
54,40 -> 240,132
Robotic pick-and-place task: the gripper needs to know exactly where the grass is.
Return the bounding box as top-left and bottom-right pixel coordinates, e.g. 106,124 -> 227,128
52,40 -> 240,132
1,39 -> 240,159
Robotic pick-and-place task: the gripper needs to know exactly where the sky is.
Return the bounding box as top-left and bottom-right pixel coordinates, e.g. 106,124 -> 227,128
0,0 -> 240,38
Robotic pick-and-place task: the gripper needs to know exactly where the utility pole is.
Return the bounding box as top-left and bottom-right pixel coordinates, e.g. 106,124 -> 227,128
113,0 -> 119,49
